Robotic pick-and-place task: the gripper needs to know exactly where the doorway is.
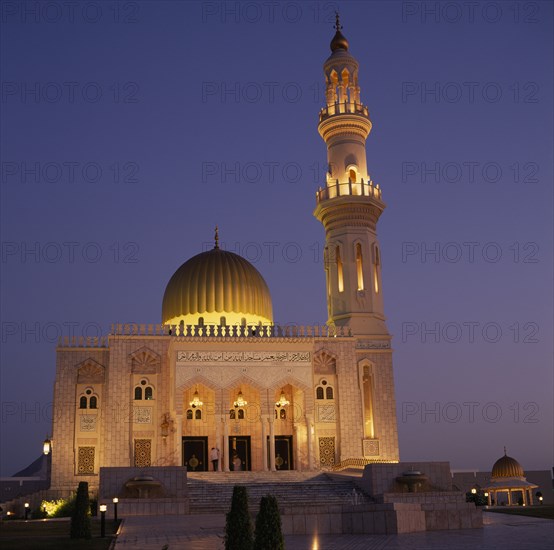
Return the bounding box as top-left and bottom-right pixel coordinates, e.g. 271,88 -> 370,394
182,436 -> 208,471
229,436 -> 251,471
268,435 -> 294,470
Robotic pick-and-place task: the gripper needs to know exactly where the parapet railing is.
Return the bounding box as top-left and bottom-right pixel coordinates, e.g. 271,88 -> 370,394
316,179 -> 381,203
56,324 -> 352,347
57,336 -> 109,348
319,100 -> 369,121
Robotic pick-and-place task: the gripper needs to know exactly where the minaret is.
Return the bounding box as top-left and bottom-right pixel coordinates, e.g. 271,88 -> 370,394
314,14 -> 387,336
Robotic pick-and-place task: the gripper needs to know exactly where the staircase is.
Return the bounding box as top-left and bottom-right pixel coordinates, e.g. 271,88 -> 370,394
186,471 -> 369,514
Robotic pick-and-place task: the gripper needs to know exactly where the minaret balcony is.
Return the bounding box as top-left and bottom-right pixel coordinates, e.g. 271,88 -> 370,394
316,179 -> 382,203
319,101 -> 369,122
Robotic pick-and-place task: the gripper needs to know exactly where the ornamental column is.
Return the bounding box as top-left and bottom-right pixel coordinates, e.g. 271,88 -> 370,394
261,415 -> 269,471
269,417 -> 276,471
215,416 -> 222,472
306,414 -> 314,470
175,414 -> 183,466
223,418 -> 230,472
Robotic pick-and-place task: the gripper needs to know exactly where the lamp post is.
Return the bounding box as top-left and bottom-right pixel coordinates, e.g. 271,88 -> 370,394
99,504 -> 107,537
24,502 -> 29,520
112,497 -> 118,522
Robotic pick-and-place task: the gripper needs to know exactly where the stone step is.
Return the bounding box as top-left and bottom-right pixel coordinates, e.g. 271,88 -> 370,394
185,472 -> 370,514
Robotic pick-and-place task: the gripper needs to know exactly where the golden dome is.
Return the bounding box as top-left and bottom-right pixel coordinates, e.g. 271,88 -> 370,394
491,451 -> 525,478
162,245 -> 273,327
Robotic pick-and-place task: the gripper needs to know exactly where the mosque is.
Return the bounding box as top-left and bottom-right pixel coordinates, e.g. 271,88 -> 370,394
49,16 -> 400,496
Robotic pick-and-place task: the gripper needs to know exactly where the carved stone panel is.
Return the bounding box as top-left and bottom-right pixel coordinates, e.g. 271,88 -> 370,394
77,360 -> 105,383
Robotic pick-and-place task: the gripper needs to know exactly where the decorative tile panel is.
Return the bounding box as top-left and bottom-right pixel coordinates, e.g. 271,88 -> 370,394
363,438 -> 380,457
134,439 -> 152,467
319,437 -> 335,468
77,446 -> 95,474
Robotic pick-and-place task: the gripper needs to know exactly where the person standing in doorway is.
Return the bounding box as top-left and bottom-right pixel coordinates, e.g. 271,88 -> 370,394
210,446 -> 220,471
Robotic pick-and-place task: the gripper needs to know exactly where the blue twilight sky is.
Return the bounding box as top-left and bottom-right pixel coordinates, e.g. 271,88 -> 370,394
0,0 -> 552,476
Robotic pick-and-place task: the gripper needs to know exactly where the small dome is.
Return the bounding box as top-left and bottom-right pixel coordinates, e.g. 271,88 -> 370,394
330,29 -> 349,52
491,452 -> 525,478
162,246 -> 273,327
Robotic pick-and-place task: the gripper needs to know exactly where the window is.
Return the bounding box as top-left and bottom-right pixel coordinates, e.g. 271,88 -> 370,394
237,409 -> 245,420
349,168 -> 356,182
79,388 -> 98,409
279,408 -> 287,419
229,409 -> 236,420
195,409 -> 202,420
336,246 -> 344,292
356,243 -> 364,291
316,380 -> 335,401
186,409 -> 193,420
134,379 -> 154,401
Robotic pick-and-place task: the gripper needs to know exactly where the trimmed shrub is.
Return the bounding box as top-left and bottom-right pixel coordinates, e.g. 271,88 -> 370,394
254,495 -> 284,550
225,485 -> 253,550
70,482 -> 91,539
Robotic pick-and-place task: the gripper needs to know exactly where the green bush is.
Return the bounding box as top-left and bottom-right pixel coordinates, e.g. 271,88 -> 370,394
70,482 -> 91,539
225,485 -> 253,550
254,495 -> 284,550
41,496 -> 76,518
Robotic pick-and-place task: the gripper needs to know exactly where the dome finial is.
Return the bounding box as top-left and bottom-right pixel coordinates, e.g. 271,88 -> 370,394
330,12 -> 349,52
214,226 -> 219,249
334,11 -> 342,31
504,446 -> 507,455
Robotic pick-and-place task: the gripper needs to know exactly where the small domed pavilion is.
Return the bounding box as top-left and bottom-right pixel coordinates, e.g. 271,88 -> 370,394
483,448 -> 538,506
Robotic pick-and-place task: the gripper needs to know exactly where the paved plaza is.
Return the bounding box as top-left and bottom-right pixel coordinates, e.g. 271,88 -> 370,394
114,511 -> 553,549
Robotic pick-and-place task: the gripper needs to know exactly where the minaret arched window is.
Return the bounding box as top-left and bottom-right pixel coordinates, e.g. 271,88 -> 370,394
89,396 -> 97,409
336,246 -> 344,292
356,243 -> 364,291
79,396 -> 87,409
373,245 -> 380,294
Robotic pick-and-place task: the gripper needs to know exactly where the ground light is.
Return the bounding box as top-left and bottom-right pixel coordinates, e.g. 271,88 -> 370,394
99,504 -> 107,537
